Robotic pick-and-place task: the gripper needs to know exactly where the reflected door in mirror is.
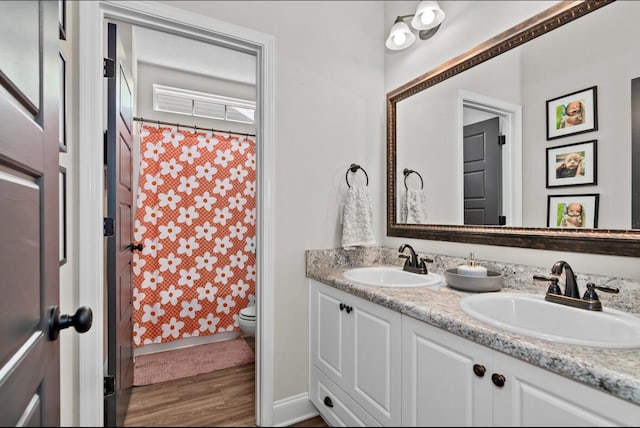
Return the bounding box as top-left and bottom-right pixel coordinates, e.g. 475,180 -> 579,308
463,117 -> 502,225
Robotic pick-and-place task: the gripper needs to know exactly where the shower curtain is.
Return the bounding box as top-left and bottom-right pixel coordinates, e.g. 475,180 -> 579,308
132,124 -> 256,347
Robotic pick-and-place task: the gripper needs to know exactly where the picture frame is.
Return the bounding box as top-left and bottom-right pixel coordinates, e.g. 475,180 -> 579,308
546,86 -> 598,140
59,51 -> 67,152
59,166 -> 67,265
547,193 -> 599,229
546,140 -> 597,188
58,0 -> 66,40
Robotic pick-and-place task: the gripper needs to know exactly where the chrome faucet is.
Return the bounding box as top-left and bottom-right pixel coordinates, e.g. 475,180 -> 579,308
550,260 -> 580,298
398,244 -> 432,274
533,260 -> 619,311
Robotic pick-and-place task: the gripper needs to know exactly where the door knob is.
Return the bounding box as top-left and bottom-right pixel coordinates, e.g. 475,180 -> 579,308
48,306 -> 93,340
130,243 -> 143,252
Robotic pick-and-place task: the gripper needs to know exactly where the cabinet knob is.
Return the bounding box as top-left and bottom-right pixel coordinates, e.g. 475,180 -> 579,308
345,305 -> 352,314
339,303 -> 345,311
492,373 -> 506,387
473,364 -> 486,377
323,396 -> 334,408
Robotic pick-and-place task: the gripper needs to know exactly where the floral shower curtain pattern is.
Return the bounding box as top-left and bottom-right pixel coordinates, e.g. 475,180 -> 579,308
132,125 -> 256,347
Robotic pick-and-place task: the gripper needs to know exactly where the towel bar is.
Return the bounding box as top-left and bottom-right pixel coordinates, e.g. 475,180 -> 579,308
345,163 -> 369,188
403,168 -> 424,190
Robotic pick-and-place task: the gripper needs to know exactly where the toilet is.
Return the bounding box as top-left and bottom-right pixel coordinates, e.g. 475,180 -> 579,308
238,304 -> 256,337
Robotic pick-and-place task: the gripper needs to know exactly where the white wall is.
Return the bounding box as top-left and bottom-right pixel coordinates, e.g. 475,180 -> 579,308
159,0 -> 386,401
384,0 -> 640,280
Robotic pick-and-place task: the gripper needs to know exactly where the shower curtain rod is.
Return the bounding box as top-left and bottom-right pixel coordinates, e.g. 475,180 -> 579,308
133,116 -> 256,138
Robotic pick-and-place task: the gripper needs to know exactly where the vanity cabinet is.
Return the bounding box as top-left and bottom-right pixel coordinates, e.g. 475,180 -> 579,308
309,279 -> 402,426
401,315 -> 493,426
402,315 -> 640,426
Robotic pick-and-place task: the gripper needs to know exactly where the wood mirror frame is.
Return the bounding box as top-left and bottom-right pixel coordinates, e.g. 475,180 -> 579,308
387,0 -> 640,257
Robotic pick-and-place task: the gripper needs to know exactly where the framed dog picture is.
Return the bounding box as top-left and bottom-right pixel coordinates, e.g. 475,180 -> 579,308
547,193 -> 599,228
546,86 -> 598,140
546,140 -> 597,188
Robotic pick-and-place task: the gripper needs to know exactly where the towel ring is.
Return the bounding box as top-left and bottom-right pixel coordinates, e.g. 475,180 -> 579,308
345,163 -> 369,188
403,168 -> 424,190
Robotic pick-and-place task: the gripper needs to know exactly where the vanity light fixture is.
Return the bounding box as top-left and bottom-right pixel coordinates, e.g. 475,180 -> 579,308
385,0 -> 445,51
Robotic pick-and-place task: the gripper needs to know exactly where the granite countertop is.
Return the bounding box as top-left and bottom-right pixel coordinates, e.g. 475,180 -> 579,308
305,247 -> 640,406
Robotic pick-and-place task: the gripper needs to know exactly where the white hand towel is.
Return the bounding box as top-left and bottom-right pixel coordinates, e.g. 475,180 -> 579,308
399,191 -> 408,223
341,185 -> 376,247
405,188 -> 427,224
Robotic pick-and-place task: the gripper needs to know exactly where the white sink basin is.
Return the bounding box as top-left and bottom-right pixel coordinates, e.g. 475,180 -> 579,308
460,292 -> 640,349
342,266 -> 443,288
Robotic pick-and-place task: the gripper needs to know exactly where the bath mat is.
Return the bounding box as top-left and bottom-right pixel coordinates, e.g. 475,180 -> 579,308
133,337 -> 255,386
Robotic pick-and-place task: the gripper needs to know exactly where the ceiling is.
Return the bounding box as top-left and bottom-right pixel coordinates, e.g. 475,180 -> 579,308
133,26 -> 256,86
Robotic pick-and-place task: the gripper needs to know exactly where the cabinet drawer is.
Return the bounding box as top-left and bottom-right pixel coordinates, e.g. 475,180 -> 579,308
311,366 -> 381,427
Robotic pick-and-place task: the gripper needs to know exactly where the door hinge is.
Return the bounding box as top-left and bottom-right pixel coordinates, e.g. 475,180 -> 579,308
104,375 -> 115,397
104,218 -> 115,237
498,135 -> 506,146
103,57 -> 115,78
498,215 -> 507,225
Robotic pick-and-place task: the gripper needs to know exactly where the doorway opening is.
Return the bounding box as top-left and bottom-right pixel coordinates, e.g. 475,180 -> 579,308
78,2 -> 275,426
458,90 -> 522,226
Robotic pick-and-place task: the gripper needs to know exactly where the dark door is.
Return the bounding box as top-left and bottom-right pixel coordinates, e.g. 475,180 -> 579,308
1,1 -> 61,425
463,117 -> 502,225
105,22 -> 135,427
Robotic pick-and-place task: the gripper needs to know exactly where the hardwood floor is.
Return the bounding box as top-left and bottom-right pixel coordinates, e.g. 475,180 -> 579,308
123,336 -> 327,427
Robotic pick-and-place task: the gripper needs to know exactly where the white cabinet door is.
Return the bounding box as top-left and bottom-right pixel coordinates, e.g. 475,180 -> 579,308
348,291 -> 402,426
310,280 -> 348,386
402,316 -> 493,427
492,350 -> 640,427
309,280 -> 402,426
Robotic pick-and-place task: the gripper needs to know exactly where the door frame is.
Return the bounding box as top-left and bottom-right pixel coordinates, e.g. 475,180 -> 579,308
457,90 -> 522,226
78,1 -> 275,426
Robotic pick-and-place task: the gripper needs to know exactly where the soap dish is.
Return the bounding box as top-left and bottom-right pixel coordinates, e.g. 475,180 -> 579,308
444,268 -> 503,292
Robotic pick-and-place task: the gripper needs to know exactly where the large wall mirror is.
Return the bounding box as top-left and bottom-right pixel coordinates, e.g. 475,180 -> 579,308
387,0 -> 640,257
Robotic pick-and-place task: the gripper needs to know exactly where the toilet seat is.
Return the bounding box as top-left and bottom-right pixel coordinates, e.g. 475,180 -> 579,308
239,305 -> 256,337
239,305 -> 256,320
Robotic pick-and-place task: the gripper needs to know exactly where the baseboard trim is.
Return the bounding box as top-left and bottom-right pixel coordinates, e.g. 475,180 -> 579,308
133,331 -> 240,357
272,392 -> 319,427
